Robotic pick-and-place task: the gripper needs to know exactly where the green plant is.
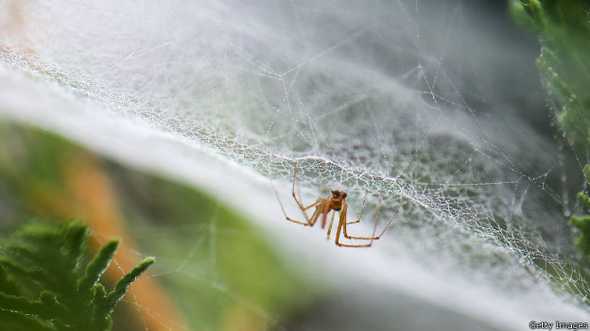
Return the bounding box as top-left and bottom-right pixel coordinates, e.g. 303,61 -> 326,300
0,220 -> 154,331
511,0 -> 590,148
0,122 -> 311,330
511,0 -> 590,261
571,165 -> 590,259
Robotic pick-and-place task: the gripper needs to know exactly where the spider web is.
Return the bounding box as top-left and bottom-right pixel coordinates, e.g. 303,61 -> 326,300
1,0 -> 589,330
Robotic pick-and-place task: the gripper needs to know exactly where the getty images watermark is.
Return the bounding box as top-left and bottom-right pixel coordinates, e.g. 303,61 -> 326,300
529,320 -> 589,330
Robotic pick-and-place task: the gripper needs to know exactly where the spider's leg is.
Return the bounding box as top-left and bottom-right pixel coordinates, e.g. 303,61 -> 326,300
335,209 -> 372,248
375,216 -> 395,238
320,206 -> 330,229
370,204 -> 382,237
274,178 -> 321,225
291,162 -> 305,207
294,199 -> 321,224
326,211 -> 336,240
342,202 -> 381,241
290,162 -> 320,222
369,201 -> 396,238
303,200 -> 321,211
285,206 -> 322,226
307,207 -> 323,227
274,162 -> 321,224
347,195 -> 367,225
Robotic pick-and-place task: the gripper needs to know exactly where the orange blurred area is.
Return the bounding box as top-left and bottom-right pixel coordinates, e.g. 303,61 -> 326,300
27,152 -> 190,331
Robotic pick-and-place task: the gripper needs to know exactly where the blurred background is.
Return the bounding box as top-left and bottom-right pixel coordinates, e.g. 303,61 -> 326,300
1,1 -> 589,330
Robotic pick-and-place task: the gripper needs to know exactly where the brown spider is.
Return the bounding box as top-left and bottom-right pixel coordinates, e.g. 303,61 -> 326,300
276,164 -> 392,248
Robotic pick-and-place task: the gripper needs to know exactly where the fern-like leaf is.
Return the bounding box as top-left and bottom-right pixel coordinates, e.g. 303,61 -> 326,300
0,220 -> 155,331
78,240 -> 118,295
106,257 -> 155,309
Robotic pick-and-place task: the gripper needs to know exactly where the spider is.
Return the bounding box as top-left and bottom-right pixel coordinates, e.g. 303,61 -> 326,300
276,164 -> 392,248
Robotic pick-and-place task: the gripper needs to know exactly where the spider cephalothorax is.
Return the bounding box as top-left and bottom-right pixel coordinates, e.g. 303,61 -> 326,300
275,164 -> 392,248
329,190 -> 347,211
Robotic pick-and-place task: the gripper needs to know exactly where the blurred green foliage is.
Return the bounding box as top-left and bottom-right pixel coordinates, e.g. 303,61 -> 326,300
0,122 -> 75,223
511,0 -> 590,148
511,0 -> 590,261
0,220 -> 153,331
0,121 -> 312,331
571,165 -> 590,259
509,2 -> 590,302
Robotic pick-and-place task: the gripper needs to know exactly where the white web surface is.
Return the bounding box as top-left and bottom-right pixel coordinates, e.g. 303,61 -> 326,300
1,0 -> 589,330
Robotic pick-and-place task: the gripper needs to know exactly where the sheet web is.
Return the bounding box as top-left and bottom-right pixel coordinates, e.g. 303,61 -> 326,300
1,0 -> 589,329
